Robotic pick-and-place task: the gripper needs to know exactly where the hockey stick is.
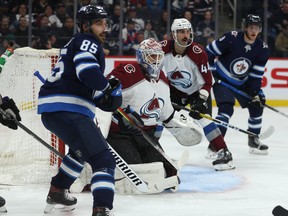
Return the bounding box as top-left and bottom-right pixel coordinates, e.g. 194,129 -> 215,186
34,71 -> 179,193
272,205 -> 288,216
0,107 -> 64,158
117,107 -> 179,172
217,79 -> 288,119
172,102 -> 274,140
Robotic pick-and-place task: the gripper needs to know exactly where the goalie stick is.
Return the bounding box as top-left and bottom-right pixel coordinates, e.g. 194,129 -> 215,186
172,102 -> 274,140
217,79 -> 288,119
272,205 -> 288,216
34,71 -> 180,193
117,107 -> 179,173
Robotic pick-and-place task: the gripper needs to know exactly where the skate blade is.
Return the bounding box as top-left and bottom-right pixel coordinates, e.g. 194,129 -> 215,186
249,148 -> 268,155
214,162 -> 236,171
0,206 -> 7,213
44,203 -> 75,214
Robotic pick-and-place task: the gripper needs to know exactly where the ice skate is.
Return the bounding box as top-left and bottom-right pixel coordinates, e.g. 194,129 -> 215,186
44,185 -> 77,214
92,207 -> 114,216
0,196 -> 7,213
212,148 -> 235,171
248,135 -> 268,155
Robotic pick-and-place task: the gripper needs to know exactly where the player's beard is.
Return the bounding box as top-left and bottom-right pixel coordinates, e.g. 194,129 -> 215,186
97,33 -> 106,44
181,37 -> 189,46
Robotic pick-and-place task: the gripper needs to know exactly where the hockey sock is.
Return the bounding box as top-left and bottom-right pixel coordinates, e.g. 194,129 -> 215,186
51,154 -> 84,189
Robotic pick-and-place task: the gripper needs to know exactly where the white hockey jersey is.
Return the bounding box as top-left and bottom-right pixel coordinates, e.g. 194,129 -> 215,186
106,62 -> 174,129
161,40 -> 212,98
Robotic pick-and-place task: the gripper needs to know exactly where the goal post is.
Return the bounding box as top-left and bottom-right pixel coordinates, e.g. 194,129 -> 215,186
0,47 -> 65,185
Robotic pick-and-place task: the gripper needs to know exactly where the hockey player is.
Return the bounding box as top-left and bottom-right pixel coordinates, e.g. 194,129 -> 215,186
205,14 -> 269,155
105,38 -> 203,193
37,5 -> 122,216
161,18 -> 235,171
0,94 -> 21,213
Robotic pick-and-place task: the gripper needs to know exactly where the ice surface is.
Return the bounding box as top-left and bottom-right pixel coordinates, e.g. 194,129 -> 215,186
1,107 -> 288,216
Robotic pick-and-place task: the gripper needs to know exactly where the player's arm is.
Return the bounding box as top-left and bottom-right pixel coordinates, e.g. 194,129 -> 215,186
73,39 -> 122,111
73,49 -> 109,91
205,31 -> 233,68
242,47 -> 269,107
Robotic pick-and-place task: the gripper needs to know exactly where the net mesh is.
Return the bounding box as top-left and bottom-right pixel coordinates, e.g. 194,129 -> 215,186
0,47 -> 64,185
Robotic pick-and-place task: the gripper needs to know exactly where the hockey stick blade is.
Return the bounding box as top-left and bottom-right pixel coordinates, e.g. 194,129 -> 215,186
177,150 -> 190,170
272,205 -> 288,216
258,125 -> 275,140
172,102 -> 274,140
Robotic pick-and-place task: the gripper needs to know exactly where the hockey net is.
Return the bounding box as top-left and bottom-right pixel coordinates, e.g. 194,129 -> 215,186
0,47 -> 65,185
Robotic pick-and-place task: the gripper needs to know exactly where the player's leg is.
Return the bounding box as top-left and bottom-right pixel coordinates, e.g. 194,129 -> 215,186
42,112 -> 115,214
213,82 -> 236,137
41,112 -> 87,213
246,102 -> 268,154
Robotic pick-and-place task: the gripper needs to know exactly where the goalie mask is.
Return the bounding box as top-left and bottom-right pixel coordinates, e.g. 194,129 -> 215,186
171,18 -> 193,48
136,38 -> 164,79
76,5 -> 111,33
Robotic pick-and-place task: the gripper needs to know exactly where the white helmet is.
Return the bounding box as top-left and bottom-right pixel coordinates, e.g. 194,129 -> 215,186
171,18 -> 193,47
136,38 -> 164,79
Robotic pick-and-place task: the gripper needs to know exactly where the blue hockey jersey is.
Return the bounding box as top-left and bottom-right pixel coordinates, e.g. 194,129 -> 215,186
37,33 -> 109,119
206,31 -> 269,95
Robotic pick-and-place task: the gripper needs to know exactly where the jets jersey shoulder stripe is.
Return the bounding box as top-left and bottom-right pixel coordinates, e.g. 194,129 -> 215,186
38,33 -> 108,119
206,31 -> 269,91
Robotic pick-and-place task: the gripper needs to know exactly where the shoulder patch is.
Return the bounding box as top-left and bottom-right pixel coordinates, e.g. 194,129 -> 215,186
263,42 -> 268,49
192,45 -> 202,54
231,31 -> 238,37
160,40 -> 168,47
123,64 -> 136,74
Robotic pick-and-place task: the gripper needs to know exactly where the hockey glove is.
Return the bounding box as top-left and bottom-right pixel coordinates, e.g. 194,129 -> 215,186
0,96 -> 21,130
248,90 -> 266,108
189,92 -> 208,120
116,106 -> 144,137
95,77 -> 122,112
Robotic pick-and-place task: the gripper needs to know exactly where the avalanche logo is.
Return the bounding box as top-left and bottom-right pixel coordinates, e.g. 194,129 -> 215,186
167,70 -> 192,89
140,94 -> 164,121
192,45 -> 202,54
230,57 -> 251,78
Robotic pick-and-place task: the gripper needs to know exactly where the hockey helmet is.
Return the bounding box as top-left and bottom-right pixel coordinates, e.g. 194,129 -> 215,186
244,14 -> 262,28
76,5 -> 110,32
171,18 -> 193,47
136,38 -> 164,79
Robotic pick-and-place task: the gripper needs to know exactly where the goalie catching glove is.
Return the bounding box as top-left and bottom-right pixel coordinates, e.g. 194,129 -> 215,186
0,95 -> 21,130
93,77 -> 122,112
